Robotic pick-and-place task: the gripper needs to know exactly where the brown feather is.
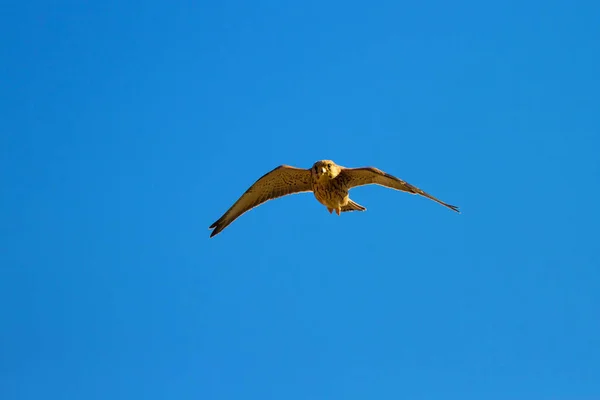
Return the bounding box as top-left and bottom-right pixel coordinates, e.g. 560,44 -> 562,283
209,165 -> 312,237
338,167 -> 460,213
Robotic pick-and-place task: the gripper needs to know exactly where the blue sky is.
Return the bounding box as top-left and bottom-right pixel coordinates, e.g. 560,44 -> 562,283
1,0 -> 599,399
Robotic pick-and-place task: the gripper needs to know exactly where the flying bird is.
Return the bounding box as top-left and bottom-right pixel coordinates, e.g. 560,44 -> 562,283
209,160 -> 459,237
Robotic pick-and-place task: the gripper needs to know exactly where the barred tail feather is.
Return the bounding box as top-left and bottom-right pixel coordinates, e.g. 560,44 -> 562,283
341,199 -> 366,212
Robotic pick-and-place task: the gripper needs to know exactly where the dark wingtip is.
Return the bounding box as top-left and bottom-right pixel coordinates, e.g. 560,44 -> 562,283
209,218 -> 222,237
209,224 -> 223,238
448,204 -> 460,213
208,224 -> 219,238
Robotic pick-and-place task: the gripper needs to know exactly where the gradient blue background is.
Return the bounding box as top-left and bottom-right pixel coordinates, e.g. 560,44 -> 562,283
2,1 -> 599,399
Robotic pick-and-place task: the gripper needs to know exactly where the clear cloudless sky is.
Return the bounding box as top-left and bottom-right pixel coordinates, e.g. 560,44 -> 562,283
1,0 -> 599,399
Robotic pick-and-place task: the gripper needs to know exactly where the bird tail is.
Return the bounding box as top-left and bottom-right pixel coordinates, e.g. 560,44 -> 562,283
341,199 -> 366,212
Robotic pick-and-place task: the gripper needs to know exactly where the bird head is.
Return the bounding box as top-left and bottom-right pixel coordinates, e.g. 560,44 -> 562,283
312,160 -> 341,181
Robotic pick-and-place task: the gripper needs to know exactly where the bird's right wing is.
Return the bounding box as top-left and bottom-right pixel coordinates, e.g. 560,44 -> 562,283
338,167 -> 460,213
209,165 -> 312,237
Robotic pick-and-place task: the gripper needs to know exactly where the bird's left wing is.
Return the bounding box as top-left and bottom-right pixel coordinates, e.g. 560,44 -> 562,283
338,167 -> 460,213
209,165 -> 312,237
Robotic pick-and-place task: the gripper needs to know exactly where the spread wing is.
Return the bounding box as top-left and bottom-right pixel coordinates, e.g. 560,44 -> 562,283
209,165 -> 312,237
338,167 -> 460,213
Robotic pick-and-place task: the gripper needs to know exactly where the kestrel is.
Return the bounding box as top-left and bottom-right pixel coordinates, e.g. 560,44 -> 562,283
209,160 -> 459,237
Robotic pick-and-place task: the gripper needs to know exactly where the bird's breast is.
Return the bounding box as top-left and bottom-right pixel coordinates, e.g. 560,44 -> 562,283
311,179 -> 347,208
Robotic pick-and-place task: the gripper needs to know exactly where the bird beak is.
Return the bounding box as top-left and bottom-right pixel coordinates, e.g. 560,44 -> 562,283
321,167 -> 327,174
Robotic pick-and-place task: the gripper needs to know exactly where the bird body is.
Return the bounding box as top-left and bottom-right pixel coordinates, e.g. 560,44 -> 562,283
310,160 -> 365,215
209,159 -> 459,237
311,163 -> 347,214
